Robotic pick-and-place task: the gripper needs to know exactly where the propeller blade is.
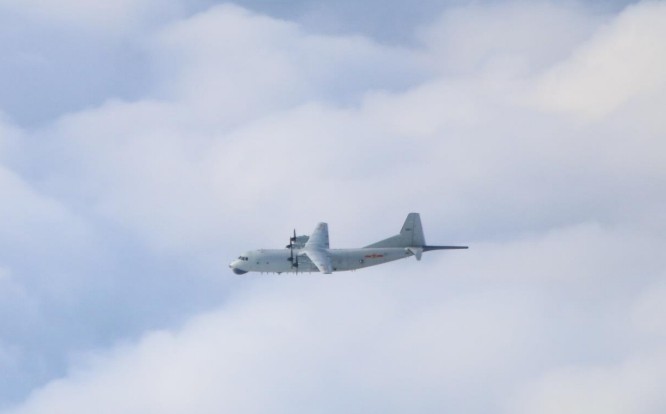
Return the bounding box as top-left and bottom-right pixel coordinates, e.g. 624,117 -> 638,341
288,229 -> 295,267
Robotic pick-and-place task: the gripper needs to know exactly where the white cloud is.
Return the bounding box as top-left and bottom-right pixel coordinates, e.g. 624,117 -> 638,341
30,4 -> 425,253
0,158 -> 95,301
1,0 -> 665,412
534,1 -> 666,119
0,277 -> 547,414
632,280 -> 666,340
150,4 -> 423,125
511,352 -> 666,414
419,2 -> 603,76
4,222 -> 664,413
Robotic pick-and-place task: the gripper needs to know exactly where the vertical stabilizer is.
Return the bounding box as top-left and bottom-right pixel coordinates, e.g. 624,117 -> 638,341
401,212 -> 426,247
365,213 -> 426,248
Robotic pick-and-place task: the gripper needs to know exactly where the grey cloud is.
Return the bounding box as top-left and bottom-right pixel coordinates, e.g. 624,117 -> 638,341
0,0 -> 200,127
234,0 -> 637,43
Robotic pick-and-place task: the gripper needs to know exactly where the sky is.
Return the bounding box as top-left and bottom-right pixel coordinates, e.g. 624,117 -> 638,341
0,0 -> 665,412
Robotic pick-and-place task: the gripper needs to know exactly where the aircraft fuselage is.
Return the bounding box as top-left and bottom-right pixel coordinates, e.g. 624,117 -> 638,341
230,247 -> 412,274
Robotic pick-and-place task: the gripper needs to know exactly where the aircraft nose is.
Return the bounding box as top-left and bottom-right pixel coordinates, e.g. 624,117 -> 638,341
229,260 -> 248,275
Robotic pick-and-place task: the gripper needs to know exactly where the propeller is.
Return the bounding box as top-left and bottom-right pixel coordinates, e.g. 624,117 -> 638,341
287,229 -> 298,269
286,229 -> 296,248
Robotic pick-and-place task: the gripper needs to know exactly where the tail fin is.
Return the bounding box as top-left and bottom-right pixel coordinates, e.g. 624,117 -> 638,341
365,213 -> 426,248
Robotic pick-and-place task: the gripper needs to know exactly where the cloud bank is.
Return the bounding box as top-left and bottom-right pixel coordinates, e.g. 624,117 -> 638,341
0,0 -> 665,412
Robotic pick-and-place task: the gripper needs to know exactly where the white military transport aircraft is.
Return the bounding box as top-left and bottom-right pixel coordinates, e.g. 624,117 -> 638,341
229,213 -> 467,275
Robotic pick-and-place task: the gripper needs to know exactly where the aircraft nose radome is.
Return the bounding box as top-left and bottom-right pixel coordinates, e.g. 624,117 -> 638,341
229,260 -> 248,275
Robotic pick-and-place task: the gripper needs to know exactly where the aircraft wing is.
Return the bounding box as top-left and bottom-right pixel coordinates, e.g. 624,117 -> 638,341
303,249 -> 333,274
304,223 -> 329,249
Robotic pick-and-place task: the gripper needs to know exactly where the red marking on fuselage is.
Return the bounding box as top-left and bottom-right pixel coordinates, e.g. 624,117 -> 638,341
364,253 -> 384,259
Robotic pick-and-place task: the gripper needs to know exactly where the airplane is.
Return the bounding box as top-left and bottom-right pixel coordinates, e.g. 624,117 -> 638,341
229,213 -> 467,275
